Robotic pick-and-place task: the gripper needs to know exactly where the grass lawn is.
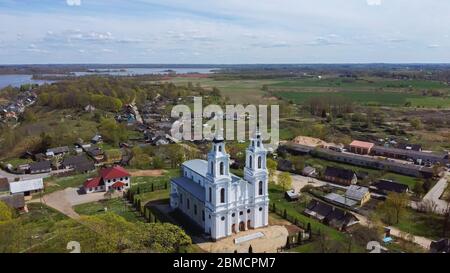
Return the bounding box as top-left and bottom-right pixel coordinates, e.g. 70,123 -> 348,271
394,208 -> 445,240
131,169 -> 179,193
43,173 -> 93,195
269,77 -> 449,90
137,189 -> 169,204
0,203 -> 69,253
74,197 -> 143,222
3,157 -> 33,167
165,77 -> 282,104
380,173 -> 422,188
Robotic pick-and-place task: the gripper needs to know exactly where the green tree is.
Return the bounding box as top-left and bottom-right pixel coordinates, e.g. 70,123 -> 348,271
267,158 -> 278,183
99,117 -> 128,146
278,172 -> 292,191
410,117 -> 423,130
377,192 -> 409,225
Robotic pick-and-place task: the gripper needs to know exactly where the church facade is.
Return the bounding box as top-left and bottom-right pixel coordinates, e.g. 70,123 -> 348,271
170,132 -> 269,240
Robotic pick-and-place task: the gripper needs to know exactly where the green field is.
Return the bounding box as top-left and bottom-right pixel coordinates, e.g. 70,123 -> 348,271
276,91 -> 450,108
74,198 -> 142,222
269,78 -> 449,89
43,173 -> 93,195
394,209 -> 445,240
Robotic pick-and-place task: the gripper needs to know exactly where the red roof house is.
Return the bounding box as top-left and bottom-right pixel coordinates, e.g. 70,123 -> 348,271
99,165 -> 130,180
84,166 -> 131,193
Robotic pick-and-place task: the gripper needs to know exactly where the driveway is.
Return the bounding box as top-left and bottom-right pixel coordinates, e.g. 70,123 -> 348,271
30,187 -> 107,219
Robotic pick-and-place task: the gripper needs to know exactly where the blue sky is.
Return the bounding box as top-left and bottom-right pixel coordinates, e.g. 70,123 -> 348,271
0,0 -> 449,64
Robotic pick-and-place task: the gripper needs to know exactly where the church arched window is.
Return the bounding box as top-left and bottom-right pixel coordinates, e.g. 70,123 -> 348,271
219,162 -> 224,175
258,156 -> 262,169
258,181 -> 263,195
209,187 -> 212,202
220,188 -> 225,203
249,155 -> 253,168
218,145 -> 222,152
257,141 -> 260,147
210,162 -> 214,175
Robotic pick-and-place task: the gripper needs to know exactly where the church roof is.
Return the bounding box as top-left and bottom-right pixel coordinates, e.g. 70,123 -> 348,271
182,159 -> 208,177
172,177 -> 205,202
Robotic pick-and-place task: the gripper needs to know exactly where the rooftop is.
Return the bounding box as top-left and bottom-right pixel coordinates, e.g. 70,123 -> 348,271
9,178 -> 44,194
172,176 -> 205,202
345,185 -> 369,201
350,140 -> 375,149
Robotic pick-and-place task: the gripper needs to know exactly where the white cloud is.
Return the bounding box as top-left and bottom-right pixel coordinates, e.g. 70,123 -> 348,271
427,44 -> 440,48
66,0 -> 81,6
366,0 -> 382,6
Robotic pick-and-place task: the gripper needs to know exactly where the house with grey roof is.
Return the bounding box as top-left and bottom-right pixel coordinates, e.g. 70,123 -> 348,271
9,178 -> 44,197
345,185 -> 371,206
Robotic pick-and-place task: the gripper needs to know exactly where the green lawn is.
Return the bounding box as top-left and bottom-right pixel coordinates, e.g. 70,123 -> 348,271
136,189 -> 169,204
74,198 -> 143,222
0,203 -> 69,253
380,173 -> 422,188
43,173 -> 93,195
3,158 -> 33,167
276,90 -> 450,108
269,77 -> 449,90
394,208 -> 445,240
131,169 -> 179,193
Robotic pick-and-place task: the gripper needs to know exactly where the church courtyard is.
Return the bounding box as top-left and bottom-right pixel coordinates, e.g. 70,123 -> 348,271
195,224 -> 289,253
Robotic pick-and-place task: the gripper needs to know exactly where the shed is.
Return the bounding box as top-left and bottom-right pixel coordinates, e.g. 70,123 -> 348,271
285,190 -> 300,202
9,178 -> 44,196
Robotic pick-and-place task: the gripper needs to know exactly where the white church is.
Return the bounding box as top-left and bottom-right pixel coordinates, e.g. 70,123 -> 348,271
170,131 -> 270,240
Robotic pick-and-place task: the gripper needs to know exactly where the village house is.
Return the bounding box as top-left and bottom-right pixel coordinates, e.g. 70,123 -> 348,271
62,155 -> 95,173
83,165 -> 131,193
9,178 -> 44,198
371,179 -> 409,195
46,146 -> 70,157
85,146 -> 105,163
91,134 -> 103,144
349,140 -> 374,155
302,166 -> 317,177
345,185 -> 371,206
324,192 -> 358,207
29,160 -> 52,174
324,166 -> 357,186
285,189 -> 300,202
0,193 -> 27,212
304,200 -> 359,231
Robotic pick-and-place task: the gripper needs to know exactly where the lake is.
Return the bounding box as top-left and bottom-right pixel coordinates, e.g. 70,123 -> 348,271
0,67 -> 217,90
73,67 -> 217,76
0,74 -> 54,89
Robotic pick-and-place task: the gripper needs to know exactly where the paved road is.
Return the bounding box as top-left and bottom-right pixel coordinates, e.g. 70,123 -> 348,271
411,172 -> 449,215
0,168 -> 50,182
